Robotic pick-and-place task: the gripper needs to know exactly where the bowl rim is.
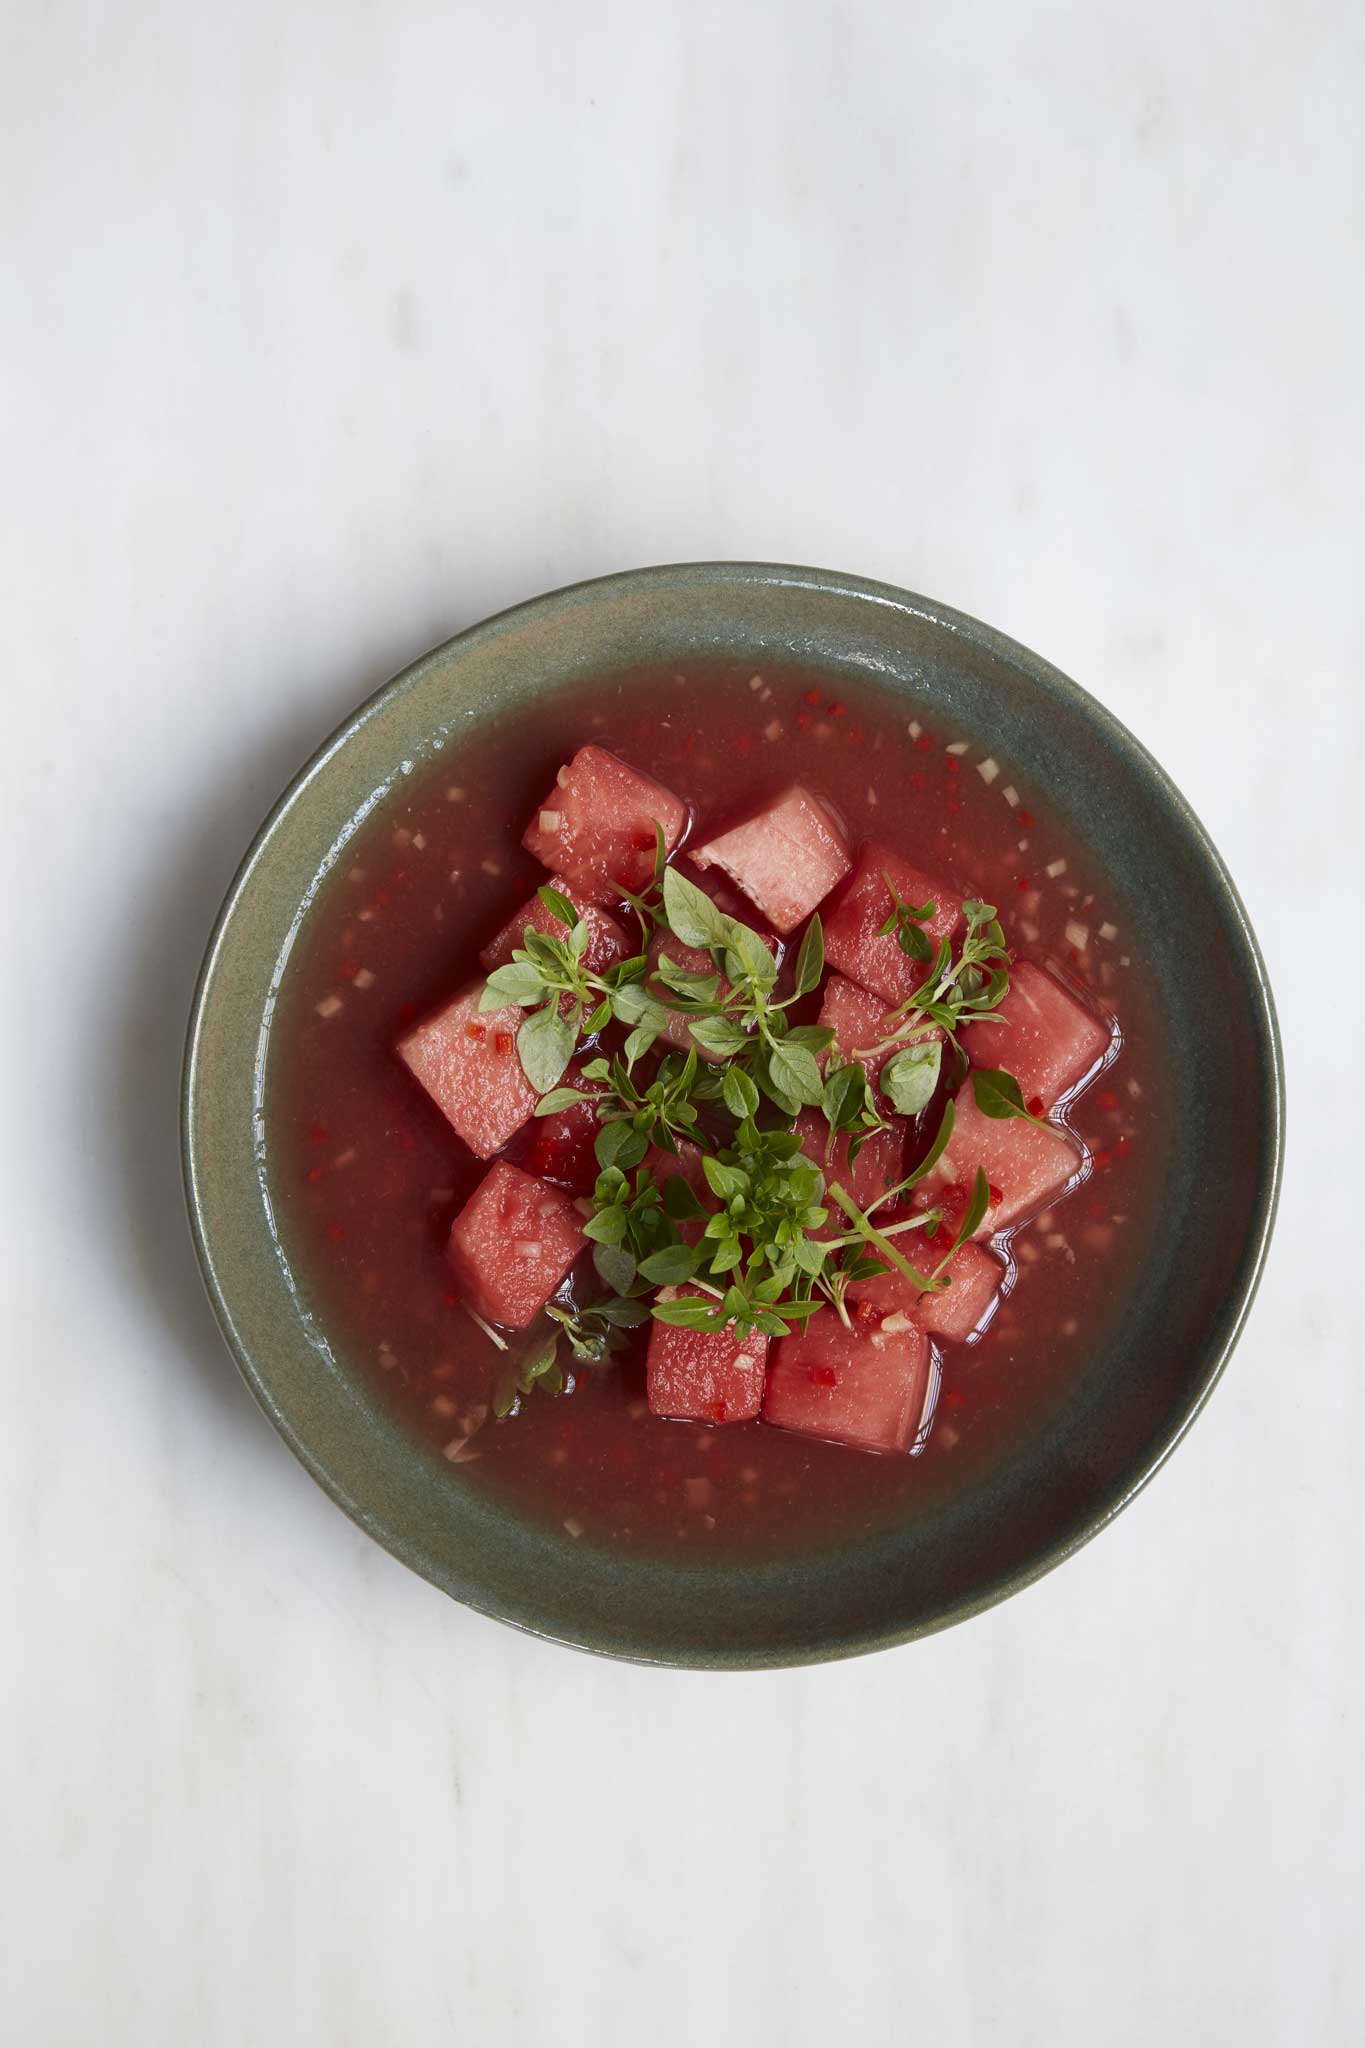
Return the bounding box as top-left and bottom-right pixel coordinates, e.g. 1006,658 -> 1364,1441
181,560 -> 1285,1667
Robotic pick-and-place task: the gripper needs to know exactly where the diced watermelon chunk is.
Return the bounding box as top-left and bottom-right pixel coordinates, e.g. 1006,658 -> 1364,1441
817,972 -> 944,1095
763,1313 -> 932,1454
961,959 -> 1111,1109
850,1239 -> 1005,1344
519,1061 -> 603,1194
522,746 -> 688,905
480,876 -> 632,977
397,983 -> 539,1159
645,927 -> 776,1061
646,1287 -> 769,1422
689,785 -> 852,935
916,1085 -> 1080,1235
823,846 -> 963,1007
447,1162 -> 587,1328
794,1107 -> 904,1236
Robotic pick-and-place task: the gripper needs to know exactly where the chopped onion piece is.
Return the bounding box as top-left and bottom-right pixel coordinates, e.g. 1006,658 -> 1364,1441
538,809 -> 561,832
946,740 -> 969,756
1046,857 -> 1068,878
1066,920 -> 1090,951
352,967 -> 376,990
1099,921 -> 1118,942
315,994 -> 343,1018
1002,785 -> 1019,808
977,757 -> 1000,784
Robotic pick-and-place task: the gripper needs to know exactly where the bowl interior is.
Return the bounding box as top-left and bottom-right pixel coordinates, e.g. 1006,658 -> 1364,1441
183,564 -> 1282,1666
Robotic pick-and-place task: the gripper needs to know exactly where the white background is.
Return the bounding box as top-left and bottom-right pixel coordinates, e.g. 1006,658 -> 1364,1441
4,5 -> 1362,2044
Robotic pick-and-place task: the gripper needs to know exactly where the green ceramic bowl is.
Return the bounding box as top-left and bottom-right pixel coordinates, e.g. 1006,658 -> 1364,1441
182,563 -> 1282,1667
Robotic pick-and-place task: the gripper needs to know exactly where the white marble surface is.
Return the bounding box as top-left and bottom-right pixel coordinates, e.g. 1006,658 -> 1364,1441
4,4 -> 1362,2042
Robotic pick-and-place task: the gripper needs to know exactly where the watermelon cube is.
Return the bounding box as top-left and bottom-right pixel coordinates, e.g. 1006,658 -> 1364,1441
823,847 -> 963,1007
446,1162 -> 587,1328
794,1107 -> 904,1235
763,1313 -> 932,1454
689,785 -> 852,935
916,1085 -> 1080,1235
480,876 -> 631,978
522,746 -> 688,905
817,972 -> 944,1096
646,1287 -> 769,1423
519,1061 -> 604,1194
850,1239 -> 1005,1344
397,983 -> 539,1160
960,960 -> 1111,1110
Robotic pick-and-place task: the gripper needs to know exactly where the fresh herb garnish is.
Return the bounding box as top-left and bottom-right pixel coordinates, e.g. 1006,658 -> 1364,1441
645,869 -> 833,1115
970,1066 -> 1050,1125
492,1295 -> 650,1417
480,883 -> 653,1091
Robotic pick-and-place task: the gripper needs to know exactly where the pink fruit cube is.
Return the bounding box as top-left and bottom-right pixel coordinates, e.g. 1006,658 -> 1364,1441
447,1162 -> 587,1328
823,847 -> 963,1007
645,927 -> 776,1061
961,960 -> 1111,1110
763,1313 -> 932,1454
817,972 -> 944,1095
519,1061 -> 604,1195
850,1239 -> 1004,1344
522,746 -> 688,905
916,1085 -> 1080,1236
646,1287 -> 769,1422
397,983 -> 539,1159
794,1107 -> 904,1236
689,785 -> 852,935
480,876 -> 632,977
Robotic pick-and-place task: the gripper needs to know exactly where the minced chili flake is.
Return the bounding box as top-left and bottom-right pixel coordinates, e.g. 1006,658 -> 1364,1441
305,1165 -> 324,1184
945,756 -> 961,776
803,686 -> 822,707
709,1400 -> 728,1423
826,700 -> 846,719
795,710 -> 813,732
988,1184 -> 1003,1208
465,1021 -> 486,1041
1027,1095 -> 1045,1118
809,1366 -> 838,1387
1016,809 -> 1035,830
1015,874 -> 1032,891
914,732 -> 933,753
306,1121 -> 330,1145
494,1032 -> 515,1056
325,1222 -> 346,1243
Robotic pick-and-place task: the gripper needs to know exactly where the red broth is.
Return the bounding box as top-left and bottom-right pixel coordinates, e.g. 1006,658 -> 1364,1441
265,663 -> 1167,1555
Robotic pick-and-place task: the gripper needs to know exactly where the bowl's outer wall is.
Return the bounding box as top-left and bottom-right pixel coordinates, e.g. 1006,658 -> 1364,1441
183,564 -> 1283,1667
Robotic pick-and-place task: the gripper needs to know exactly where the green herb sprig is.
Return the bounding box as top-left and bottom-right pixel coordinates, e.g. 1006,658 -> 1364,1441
479,882 -> 652,1092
